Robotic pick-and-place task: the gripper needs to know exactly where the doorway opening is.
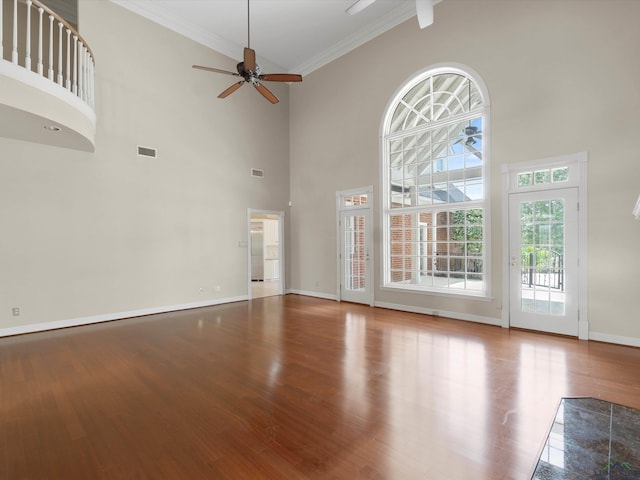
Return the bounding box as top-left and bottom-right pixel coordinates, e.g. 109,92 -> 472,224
248,210 -> 284,299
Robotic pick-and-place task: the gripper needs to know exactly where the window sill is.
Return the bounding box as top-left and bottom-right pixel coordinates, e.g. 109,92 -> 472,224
380,284 -> 493,302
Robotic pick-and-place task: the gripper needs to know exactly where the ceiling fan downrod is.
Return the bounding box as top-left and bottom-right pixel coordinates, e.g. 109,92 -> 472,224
191,0 -> 303,104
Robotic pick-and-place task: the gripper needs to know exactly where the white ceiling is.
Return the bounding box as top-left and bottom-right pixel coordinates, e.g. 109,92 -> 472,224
109,0 -> 428,76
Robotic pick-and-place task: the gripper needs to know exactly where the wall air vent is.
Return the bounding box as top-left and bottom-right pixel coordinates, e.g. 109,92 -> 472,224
137,146 -> 157,158
251,168 -> 264,178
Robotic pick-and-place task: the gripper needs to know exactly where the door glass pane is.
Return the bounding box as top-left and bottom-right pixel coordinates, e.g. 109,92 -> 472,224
344,215 -> 366,291
519,199 -> 565,316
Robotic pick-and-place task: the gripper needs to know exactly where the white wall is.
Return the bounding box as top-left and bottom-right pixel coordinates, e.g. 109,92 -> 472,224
0,0 -> 291,332
289,0 -> 640,341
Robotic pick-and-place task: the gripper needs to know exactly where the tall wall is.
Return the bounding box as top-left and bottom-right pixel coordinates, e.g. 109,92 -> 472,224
289,0 -> 640,342
0,0 -> 291,333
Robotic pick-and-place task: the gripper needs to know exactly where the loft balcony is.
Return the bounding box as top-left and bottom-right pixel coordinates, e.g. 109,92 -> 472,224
0,0 -> 95,152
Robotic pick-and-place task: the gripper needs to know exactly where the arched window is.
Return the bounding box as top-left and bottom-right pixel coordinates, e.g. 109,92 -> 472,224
382,65 -> 490,296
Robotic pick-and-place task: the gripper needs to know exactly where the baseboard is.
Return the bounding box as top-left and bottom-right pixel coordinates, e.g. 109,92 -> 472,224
14,294 -> 636,348
0,296 -> 249,338
286,289 -> 338,301
375,301 -> 502,327
589,331 -> 640,348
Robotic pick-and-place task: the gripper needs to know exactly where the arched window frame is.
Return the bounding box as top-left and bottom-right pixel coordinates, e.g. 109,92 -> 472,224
381,64 -> 491,298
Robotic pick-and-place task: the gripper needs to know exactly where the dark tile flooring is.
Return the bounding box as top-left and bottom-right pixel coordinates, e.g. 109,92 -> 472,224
532,397 -> 640,480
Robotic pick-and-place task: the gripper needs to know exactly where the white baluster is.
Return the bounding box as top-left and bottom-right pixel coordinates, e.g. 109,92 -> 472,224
57,22 -> 63,85
86,52 -> 90,105
72,35 -> 78,95
37,7 -> 44,75
12,0 -> 18,64
87,52 -> 91,105
91,59 -> 95,107
1,0 -> 4,59
65,28 -> 71,90
87,56 -> 96,108
85,50 -> 90,103
88,53 -> 92,105
25,0 -> 32,70
48,15 -> 54,80
78,41 -> 84,100
86,59 -> 90,106
83,48 -> 88,103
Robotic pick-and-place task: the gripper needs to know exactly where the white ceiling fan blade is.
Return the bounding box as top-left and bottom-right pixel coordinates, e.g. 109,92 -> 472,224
416,0 -> 434,28
346,0 -> 377,15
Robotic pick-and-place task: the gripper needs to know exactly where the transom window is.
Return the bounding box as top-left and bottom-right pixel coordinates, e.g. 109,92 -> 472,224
517,167 -> 569,188
382,67 -> 490,296
343,194 -> 368,207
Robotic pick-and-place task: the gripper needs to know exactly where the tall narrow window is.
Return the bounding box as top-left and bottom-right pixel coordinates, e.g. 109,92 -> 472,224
382,66 -> 490,296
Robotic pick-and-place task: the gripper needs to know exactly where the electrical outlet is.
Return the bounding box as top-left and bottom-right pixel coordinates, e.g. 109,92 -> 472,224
12,307 -> 20,316
215,285 -> 221,292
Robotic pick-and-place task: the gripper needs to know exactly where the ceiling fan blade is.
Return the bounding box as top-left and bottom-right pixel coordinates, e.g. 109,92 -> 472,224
193,65 -> 239,76
259,73 -> 303,83
218,81 -> 244,99
416,0 -> 434,28
346,0 -> 377,15
254,83 -> 279,104
244,47 -> 256,73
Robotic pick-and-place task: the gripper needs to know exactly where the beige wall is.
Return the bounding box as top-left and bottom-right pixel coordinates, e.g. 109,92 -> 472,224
0,0 -> 291,331
289,0 -> 640,341
2,0 -> 640,343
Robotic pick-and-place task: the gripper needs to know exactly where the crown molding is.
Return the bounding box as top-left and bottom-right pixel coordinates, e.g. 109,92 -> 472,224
109,0 -> 286,70
109,0 -> 423,76
293,2 -> 416,76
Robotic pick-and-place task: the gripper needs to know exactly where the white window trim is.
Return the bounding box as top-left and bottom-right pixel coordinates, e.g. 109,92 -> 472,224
380,63 -> 492,299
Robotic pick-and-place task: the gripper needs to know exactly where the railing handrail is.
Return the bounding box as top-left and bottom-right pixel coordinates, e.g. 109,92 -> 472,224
24,0 -> 94,62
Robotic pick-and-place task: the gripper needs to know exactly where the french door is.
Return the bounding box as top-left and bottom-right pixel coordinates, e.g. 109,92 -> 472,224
509,188 -> 578,336
339,208 -> 373,305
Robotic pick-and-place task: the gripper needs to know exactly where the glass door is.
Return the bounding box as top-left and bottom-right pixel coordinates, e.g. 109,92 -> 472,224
509,188 -> 578,336
340,209 -> 372,305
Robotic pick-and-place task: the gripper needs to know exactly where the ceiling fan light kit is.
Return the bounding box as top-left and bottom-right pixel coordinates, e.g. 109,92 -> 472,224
192,0 -> 303,104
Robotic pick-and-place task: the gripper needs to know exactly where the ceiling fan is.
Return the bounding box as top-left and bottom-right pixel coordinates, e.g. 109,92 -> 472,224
192,0 -> 302,104
346,0 -> 436,29
457,126 -> 481,147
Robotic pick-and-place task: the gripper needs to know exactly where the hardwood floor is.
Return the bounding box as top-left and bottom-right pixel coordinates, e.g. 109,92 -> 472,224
2,294 -> 640,479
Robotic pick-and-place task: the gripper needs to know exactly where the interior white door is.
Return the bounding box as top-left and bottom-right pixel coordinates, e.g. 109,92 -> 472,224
340,209 -> 373,305
509,188 -> 579,336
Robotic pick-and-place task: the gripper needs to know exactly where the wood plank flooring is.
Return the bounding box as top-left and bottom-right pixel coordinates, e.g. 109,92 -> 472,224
2,294 -> 640,479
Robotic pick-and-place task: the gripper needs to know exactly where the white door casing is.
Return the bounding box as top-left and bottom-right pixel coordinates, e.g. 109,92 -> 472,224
501,152 -> 588,339
247,209 -> 284,300
337,187 -> 374,306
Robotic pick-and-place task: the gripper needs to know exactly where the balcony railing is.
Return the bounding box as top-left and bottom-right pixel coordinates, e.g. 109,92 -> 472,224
1,0 -> 94,109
